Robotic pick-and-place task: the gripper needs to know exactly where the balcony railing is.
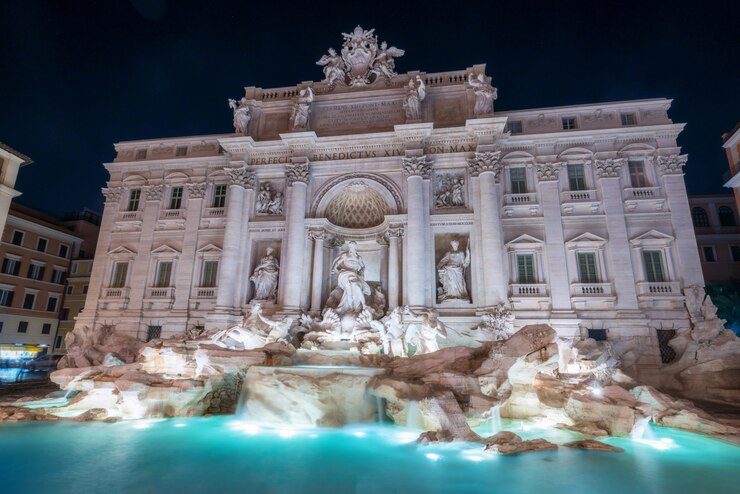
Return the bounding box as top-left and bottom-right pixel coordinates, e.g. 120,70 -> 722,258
193,287 -> 217,298
205,207 -> 225,217
510,283 -> 548,297
146,287 -> 175,299
571,282 -> 613,296
103,287 -> 130,299
636,281 -> 682,297
624,186 -> 663,200
160,209 -> 184,220
561,190 -> 597,202
118,211 -> 142,221
504,192 -> 537,205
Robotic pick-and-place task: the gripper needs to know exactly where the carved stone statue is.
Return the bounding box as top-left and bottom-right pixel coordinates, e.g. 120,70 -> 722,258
467,72 -> 497,116
403,75 -> 426,121
405,308 -> 447,354
208,304 -> 293,350
255,183 -> 284,215
316,48 -> 345,86
435,175 -> 465,208
475,305 -> 515,341
371,41 -> 405,79
290,87 -> 314,130
228,97 -> 251,134
329,241 -> 371,314
369,306 -> 407,357
437,239 -> 470,302
250,247 -> 280,301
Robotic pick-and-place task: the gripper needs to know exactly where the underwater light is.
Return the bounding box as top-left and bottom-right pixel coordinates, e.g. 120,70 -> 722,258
467,455 -> 485,462
353,431 -> 367,438
173,422 -> 187,428
132,422 -> 150,430
635,437 -> 677,451
425,453 -> 441,461
395,431 -> 419,444
277,429 -> 298,439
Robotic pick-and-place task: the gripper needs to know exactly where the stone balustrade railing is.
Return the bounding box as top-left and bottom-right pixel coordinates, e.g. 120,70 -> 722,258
571,282 -> 613,296
510,283 -> 548,297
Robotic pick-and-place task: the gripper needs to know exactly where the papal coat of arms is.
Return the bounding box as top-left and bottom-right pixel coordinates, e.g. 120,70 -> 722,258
316,25 -> 405,87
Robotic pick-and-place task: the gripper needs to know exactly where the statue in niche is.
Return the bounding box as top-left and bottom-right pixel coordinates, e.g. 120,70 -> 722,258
255,183 -> 284,215
467,72 -> 497,116
437,239 -> 471,302
249,247 -> 280,301
329,241 -> 371,314
290,87 -> 314,130
403,75 -> 426,121
435,175 -> 465,208
228,97 -> 251,134
405,308 -> 448,354
316,48 -> 345,86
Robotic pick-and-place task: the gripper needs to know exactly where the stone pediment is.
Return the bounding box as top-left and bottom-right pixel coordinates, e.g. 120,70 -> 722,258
151,244 -> 181,256
196,243 -> 222,254
566,232 -> 607,246
630,230 -> 674,246
506,234 -> 544,247
108,246 -> 137,259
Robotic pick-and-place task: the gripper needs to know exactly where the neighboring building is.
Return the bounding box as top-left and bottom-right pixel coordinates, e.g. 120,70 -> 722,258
722,123 -> 740,211
0,142 -> 32,235
55,210 -> 101,351
689,195 -> 740,282
75,27 -> 706,376
0,204 -> 82,360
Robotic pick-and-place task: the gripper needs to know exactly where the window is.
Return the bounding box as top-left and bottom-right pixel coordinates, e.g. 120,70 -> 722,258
82,285 -> 88,294
577,252 -> 599,283
54,335 -> 64,349
110,262 -> 129,288
587,329 -> 607,341
27,263 -> 45,281
506,120 -> 523,134
61,308 -> 70,321
22,292 -> 36,310
169,186 -> 184,209
11,230 -> 24,246
0,288 -> 13,307
127,189 -> 141,211
692,207 -> 709,227
212,184 -> 227,208
66,285 -> 73,294
731,246 -> 740,262
718,206 -> 736,227
620,112 -> 636,126
71,263 -> 78,274
17,321 -> 28,333
510,168 -> 527,194
59,244 -> 69,258
146,325 -> 162,342
201,260 -> 219,287
42,323 -> 52,335
567,164 -> 587,191
36,238 -> 48,253
155,261 -> 173,287
703,246 -> 716,262
516,254 -> 535,284
2,257 -> 21,276
642,250 -> 666,282
0,321 -> 3,333
46,296 -> 58,313
175,146 -> 188,157
135,149 -> 148,160
562,117 -> 578,130
51,268 -> 65,284
628,160 -> 649,188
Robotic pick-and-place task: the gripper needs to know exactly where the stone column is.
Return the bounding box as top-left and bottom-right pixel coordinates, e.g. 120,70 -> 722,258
402,155 -> 432,308
173,182 -> 206,312
594,159 -> 639,310
279,160 -> 311,311
215,168 -> 254,311
386,226 -> 404,309
308,229 -> 325,313
535,163 -> 572,311
656,155 -> 704,287
127,184 -> 164,312
468,151 -> 507,307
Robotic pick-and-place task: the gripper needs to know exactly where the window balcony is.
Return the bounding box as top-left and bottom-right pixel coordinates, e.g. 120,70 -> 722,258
504,192 -> 537,205
510,283 -> 548,297
561,190 -> 597,202
205,207 -> 225,217
118,211 -> 142,222
636,281 -> 682,297
571,282 -> 613,296
103,287 -> 130,299
160,209 -> 185,220
146,286 -> 175,299
624,186 -> 663,200
193,287 -> 217,298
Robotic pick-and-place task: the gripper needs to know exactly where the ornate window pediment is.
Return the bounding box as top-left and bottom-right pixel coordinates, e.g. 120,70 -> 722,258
506,234 -> 544,249
566,232 -> 607,249
108,246 -> 136,260
630,230 -> 674,247
151,244 -> 181,258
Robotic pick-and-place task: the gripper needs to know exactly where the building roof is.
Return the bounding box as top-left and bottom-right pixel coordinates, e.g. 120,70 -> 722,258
0,142 -> 32,166
9,202 -> 80,236
722,123 -> 740,147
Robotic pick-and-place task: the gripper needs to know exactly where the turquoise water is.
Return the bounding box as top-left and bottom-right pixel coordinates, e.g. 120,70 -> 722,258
0,417 -> 738,494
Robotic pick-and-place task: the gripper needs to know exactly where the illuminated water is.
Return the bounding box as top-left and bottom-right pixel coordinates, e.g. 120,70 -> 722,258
0,417 -> 738,494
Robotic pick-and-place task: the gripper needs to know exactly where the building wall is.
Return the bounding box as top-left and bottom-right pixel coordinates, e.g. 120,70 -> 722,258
722,124 -> 740,211
57,258 -> 93,351
0,144 -> 31,235
689,194 -> 740,282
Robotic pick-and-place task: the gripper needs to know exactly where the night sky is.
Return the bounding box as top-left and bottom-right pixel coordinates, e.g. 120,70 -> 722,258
1,0 -> 738,216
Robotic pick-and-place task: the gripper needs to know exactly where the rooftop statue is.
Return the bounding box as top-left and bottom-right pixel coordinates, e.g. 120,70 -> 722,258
290,87 -> 314,130
228,97 -> 251,134
467,72 -> 497,116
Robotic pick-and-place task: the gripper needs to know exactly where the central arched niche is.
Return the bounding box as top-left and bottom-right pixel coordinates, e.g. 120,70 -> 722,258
324,181 -> 389,229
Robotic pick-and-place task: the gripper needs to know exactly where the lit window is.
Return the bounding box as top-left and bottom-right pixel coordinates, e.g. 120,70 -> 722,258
27,263 -> 45,281
516,254 -> 535,284
169,186 -> 184,210
212,184 -> 227,208
620,113 -> 636,126
127,189 -> 141,211
642,250 -> 666,282
155,261 -> 173,287
1,257 -> 21,276
510,168 -> 527,194
562,117 -> 578,130
577,252 -> 599,283
201,260 -> 219,287
110,262 -> 129,288
628,160 -> 649,188
567,164 -> 587,191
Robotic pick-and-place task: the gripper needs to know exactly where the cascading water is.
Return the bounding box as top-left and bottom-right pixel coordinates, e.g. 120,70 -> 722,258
631,416 -> 655,441
406,400 -> 422,429
20,369 -> 93,409
485,404 -> 502,435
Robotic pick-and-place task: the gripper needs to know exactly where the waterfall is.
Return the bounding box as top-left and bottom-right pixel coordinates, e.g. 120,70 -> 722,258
486,404 -> 502,434
375,396 -> 386,423
630,416 -> 654,441
406,401 -> 421,429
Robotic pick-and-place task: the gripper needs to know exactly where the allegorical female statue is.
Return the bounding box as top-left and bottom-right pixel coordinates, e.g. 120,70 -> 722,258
437,239 -> 470,302
249,247 -> 280,301
330,241 -> 371,314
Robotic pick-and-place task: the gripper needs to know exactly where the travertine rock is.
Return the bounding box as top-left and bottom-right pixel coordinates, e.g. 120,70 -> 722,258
484,432 -> 557,455
563,439 -> 624,452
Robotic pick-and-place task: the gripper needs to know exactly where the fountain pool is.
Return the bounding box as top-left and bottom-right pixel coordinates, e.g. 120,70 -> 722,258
0,417 -> 738,494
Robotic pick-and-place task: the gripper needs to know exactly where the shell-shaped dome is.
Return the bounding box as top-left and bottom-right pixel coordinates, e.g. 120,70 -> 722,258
324,183 -> 389,229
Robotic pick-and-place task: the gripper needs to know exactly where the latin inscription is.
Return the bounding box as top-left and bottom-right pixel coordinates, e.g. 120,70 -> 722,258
312,100 -> 405,132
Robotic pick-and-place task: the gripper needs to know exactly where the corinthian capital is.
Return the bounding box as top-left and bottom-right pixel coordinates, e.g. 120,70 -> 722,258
186,182 -> 207,199
144,185 -> 164,201
467,151 -> 502,179
402,155 -> 433,178
652,154 -> 688,176
534,162 -> 563,182
225,167 -> 256,188
102,186 -> 123,203
592,158 -> 626,179
286,161 -> 311,185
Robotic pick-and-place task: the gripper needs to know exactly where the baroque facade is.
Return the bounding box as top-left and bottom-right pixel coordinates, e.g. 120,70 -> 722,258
77,27 -> 704,371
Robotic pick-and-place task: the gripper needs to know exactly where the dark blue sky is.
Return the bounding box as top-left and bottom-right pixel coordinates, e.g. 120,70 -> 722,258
1,0 -> 738,216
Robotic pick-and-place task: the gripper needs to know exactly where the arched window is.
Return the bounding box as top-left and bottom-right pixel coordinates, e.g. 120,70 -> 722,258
719,206 -> 736,227
691,207 -> 709,227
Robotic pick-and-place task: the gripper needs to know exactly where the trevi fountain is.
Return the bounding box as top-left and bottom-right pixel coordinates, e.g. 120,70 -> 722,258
1,26 -> 738,494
